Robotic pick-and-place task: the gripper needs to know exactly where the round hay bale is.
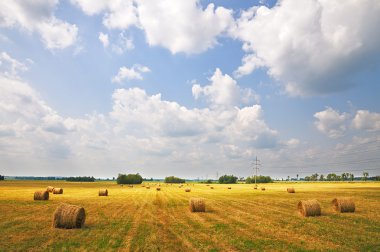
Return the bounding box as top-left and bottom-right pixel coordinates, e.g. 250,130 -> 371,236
206,184 -> 210,186
53,188 -> 63,194
298,199 -> 321,217
210,187 -> 214,189
261,187 -> 266,191
53,203 -> 85,229
141,185 -> 145,187
185,188 -> 191,192
34,191 -> 49,200
227,187 -> 231,189
254,186 -> 258,190
156,187 -> 161,191
98,189 -> 108,196
47,186 -> 54,192
287,188 -> 295,193
332,197 -> 355,213
146,186 -> 150,189
189,198 -> 205,212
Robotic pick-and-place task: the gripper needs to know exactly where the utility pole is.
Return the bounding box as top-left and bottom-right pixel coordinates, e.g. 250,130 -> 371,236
252,156 -> 261,186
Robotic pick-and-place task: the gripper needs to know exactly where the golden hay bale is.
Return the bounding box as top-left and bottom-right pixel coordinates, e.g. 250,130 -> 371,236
298,199 -> 321,217
227,187 -> 231,189
332,197 -> 355,213
261,187 -> 266,191
98,189 -> 108,196
206,184 -> 210,186
53,203 -> 85,229
34,191 -> 49,200
287,188 -> 295,193
53,188 -> 63,194
141,185 -> 145,187
146,186 -> 150,189
185,188 -> 191,192
189,198 -> 205,212
156,187 -> 161,191
254,186 -> 258,190
47,186 -> 54,192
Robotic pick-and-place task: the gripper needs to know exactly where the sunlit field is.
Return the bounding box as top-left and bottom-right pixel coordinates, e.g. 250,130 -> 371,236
0,181 -> 379,251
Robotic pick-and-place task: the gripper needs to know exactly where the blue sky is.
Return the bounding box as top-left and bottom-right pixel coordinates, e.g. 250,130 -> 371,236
0,0 -> 379,179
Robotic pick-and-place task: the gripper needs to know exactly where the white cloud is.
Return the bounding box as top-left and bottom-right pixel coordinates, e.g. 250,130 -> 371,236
98,32 -> 109,48
231,0 -> 380,96
352,110 -> 380,131
0,52 -> 29,76
72,0 -> 233,54
137,0 -> 233,54
111,32 -> 134,54
192,68 -> 259,108
71,0 -> 138,29
0,0 -> 78,50
314,107 -> 349,138
112,64 -> 150,83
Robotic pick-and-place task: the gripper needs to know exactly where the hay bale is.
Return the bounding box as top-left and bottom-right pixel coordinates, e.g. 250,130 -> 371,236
254,185 -> 258,190
53,188 -> 63,194
146,186 -> 150,189
98,189 -> 108,196
34,191 -> 49,200
53,203 -> 85,229
298,199 -> 321,217
210,187 -> 214,189
227,187 -> 231,189
47,186 -> 54,192
189,198 -> 205,212
287,188 -> 295,193
206,184 -> 210,186
141,185 -> 145,187
261,187 -> 265,191
156,187 -> 161,191
185,188 -> 191,192
332,197 -> 355,213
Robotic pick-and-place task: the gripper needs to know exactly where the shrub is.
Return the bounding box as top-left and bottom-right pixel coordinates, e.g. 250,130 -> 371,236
0,175 -> 4,181
164,176 -> 185,183
218,175 -> 238,184
245,175 -> 273,183
66,176 -> 95,182
117,173 -> 143,184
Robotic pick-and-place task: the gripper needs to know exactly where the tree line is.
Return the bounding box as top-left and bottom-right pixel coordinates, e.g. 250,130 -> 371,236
66,176 -> 95,182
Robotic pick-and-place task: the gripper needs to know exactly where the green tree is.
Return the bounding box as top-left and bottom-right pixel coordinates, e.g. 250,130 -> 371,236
246,175 -> 273,183
319,174 -> 324,181
350,173 -> 354,181
296,174 -> 299,180
0,175 -> 4,180
363,172 -> 369,181
164,176 -> 185,183
218,175 -> 238,184
117,173 -> 143,184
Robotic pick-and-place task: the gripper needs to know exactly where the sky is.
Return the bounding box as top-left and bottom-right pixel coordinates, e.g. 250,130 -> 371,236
0,0 -> 380,179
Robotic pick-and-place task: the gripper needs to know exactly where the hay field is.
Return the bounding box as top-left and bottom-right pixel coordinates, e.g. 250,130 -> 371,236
0,181 -> 379,251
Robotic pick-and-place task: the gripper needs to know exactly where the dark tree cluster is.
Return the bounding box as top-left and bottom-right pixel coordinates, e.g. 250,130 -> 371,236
164,176 -> 185,183
66,176 -> 95,182
0,175 -> 4,181
245,175 -> 273,183
117,173 -> 143,184
218,175 -> 238,184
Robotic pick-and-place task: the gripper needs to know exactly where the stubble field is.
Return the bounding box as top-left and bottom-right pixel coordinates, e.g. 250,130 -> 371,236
0,181 -> 379,251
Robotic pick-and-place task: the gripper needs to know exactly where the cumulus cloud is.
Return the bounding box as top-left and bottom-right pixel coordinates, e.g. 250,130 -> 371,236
352,110 -> 380,131
98,32 -> 109,48
112,64 -> 150,83
192,68 -> 259,108
111,32 -> 134,54
0,0 -> 78,49
231,0 -> 380,96
71,0 -> 233,54
0,52 -> 29,77
314,107 -> 349,138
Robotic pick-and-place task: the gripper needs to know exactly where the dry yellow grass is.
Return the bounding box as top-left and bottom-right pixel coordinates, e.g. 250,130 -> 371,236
0,181 -> 379,251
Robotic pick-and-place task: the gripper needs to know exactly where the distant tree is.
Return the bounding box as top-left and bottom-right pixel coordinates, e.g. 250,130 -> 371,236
117,173 -> 143,184
66,176 -> 95,182
164,176 -> 185,183
319,174 -> 324,181
287,176 -> 290,181
310,173 -> 319,181
304,176 -> 311,181
296,174 -> 299,181
218,175 -> 238,184
350,173 -> 354,181
363,172 -> 369,181
246,175 -> 273,183
0,175 -> 4,180
326,173 -> 337,181
206,179 -> 213,184
341,173 -> 347,181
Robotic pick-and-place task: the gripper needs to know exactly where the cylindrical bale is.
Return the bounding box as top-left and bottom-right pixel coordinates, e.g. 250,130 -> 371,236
156,187 -> 161,191
185,188 -> 191,192
47,186 -> 54,192
34,191 -> 49,200
210,187 -> 214,189
287,188 -> 295,193
53,188 -> 63,194
98,189 -> 108,196
189,198 -> 205,212
261,188 -> 266,191
298,199 -> 321,217
332,198 -> 355,213
146,186 -> 150,189
254,186 -> 258,190
53,204 -> 86,229
227,187 -> 231,189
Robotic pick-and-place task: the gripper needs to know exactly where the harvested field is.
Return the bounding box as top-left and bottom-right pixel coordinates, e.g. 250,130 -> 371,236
0,181 -> 379,251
